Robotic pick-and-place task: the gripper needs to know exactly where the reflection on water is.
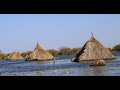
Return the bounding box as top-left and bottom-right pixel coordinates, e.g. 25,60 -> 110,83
0,53 -> 120,76
34,60 -> 54,64
84,66 -> 107,76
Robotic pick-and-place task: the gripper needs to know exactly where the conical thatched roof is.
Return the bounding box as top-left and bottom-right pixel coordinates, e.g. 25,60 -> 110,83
5,52 -> 24,60
29,42 -> 54,60
73,36 -> 116,62
25,55 -> 29,59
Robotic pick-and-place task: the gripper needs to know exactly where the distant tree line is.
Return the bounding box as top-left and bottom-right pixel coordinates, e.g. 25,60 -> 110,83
21,51 -> 32,58
47,47 -> 81,56
0,44 -> 120,59
0,47 -> 81,59
0,50 -> 10,59
112,44 -> 120,52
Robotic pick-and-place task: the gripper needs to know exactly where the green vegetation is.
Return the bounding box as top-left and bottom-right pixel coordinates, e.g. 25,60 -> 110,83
0,44 -> 120,60
47,49 -> 59,56
47,47 -> 81,56
21,51 -> 32,58
0,53 -> 6,59
112,44 -> 120,52
107,48 -> 113,52
59,47 -> 71,55
0,50 -> 9,59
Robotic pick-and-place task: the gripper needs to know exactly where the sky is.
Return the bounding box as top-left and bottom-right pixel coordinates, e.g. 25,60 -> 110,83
0,14 -> 120,53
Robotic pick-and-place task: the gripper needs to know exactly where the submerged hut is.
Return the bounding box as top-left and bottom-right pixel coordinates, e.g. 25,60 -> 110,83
29,42 -> 54,61
90,59 -> 106,66
72,35 -> 116,62
24,55 -> 31,61
5,52 -> 24,60
25,55 -> 29,59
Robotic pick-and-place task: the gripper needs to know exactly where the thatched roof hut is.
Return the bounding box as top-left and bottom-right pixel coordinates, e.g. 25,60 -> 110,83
5,52 -> 24,60
72,36 -> 116,62
29,42 -> 54,60
25,55 -> 29,59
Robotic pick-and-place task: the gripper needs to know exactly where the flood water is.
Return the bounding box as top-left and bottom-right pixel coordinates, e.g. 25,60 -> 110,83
0,52 -> 120,76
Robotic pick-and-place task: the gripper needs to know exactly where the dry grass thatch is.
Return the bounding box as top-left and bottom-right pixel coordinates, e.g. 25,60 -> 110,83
25,55 -> 29,59
29,42 -> 54,60
73,36 -> 116,62
90,60 -> 106,66
5,52 -> 24,60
